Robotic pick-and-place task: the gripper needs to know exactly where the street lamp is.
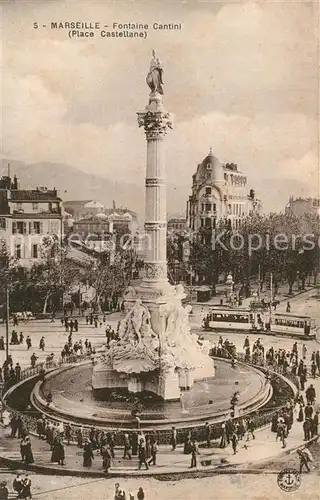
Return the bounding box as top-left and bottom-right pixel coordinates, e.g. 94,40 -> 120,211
226,272 -> 234,302
0,255 -> 10,362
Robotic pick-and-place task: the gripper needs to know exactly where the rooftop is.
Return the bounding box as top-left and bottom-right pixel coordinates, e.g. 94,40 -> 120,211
10,189 -> 61,201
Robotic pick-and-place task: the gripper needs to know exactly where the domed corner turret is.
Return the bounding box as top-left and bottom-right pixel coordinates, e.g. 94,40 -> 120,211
200,148 -> 224,184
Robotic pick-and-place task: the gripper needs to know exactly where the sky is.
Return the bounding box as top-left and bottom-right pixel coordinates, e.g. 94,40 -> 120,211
2,0 -> 319,214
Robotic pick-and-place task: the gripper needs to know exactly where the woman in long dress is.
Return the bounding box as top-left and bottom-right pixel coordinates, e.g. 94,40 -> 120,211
51,437 -> 65,465
23,437 -> 34,464
83,440 -> 94,467
2,409 -> 10,427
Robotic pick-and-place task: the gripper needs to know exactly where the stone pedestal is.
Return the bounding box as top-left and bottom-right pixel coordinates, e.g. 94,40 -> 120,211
158,368 -> 181,400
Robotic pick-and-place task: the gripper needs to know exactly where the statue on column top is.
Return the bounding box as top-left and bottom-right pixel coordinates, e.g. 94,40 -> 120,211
146,50 -> 164,95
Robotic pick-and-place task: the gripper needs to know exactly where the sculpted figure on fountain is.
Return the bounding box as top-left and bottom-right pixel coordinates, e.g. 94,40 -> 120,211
100,300 -> 160,374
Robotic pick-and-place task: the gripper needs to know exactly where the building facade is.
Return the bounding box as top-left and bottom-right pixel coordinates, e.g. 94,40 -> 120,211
0,175 -> 63,267
186,149 -> 261,231
285,196 -> 320,217
167,217 -> 187,234
63,200 -> 105,221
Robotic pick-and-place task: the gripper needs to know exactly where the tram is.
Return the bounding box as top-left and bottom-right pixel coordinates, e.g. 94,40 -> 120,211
202,308 -> 254,332
202,307 -> 316,339
272,313 -> 316,339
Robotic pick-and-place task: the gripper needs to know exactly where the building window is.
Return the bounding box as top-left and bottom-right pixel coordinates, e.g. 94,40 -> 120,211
15,202 -> 22,211
212,218 -> 216,229
33,222 -> 42,234
213,203 -> 216,212
0,218 -> 6,230
206,163 -> 211,170
201,203 -> 205,212
51,221 -> 59,234
32,202 -> 39,210
15,221 -> 27,234
205,218 -> 211,228
224,173 -> 228,181
205,203 -> 212,212
200,218 -> 205,227
205,187 -> 212,195
31,244 -> 38,259
15,244 -> 21,259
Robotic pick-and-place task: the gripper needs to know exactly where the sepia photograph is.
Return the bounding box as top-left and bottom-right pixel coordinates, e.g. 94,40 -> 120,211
0,1 -> 319,499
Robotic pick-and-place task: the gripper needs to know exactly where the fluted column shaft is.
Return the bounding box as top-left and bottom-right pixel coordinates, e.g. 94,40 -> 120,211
137,93 -> 172,287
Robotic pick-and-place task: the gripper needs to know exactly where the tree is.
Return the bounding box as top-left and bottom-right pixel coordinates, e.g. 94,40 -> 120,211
82,247 -> 135,311
187,211 -> 319,294
30,236 -> 80,313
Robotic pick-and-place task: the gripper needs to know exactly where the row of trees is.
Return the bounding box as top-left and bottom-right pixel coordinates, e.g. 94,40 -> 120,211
0,236 -> 137,315
168,212 -> 320,295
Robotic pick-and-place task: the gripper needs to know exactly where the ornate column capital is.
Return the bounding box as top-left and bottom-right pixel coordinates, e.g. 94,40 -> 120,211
137,110 -> 173,140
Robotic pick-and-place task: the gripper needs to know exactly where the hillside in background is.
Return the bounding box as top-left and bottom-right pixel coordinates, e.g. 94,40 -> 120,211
0,158 -> 313,216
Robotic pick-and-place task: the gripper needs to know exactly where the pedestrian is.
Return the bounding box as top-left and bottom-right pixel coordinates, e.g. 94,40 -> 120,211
74,319 -> 78,332
137,487 -> 145,500
306,384 -> 316,405
138,438 -> 149,470
76,428 -> 83,448
170,426 -> 177,451
21,474 -> 32,499
190,439 -> 199,468
297,448 -> 312,473
36,417 -> 46,440
183,431 -> 192,454
107,432 -> 115,458
246,418 -> 255,440
305,404 -> 313,420
231,431 -> 238,454
220,421 -> 227,448
30,353 -> 37,368
51,437 -> 65,465
83,439 -> 94,467
15,363 -> 21,382
39,336 -> 45,351
10,414 -> 17,438
148,440 -> 158,465
16,415 -> 24,439
300,372 -> 306,391
312,411 -> 319,437
26,336 -> 32,350
65,423 -> 72,445
302,344 -> 307,360
123,433 -> 132,459
276,419 -> 287,448
303,418 -> 312,441
12,473 -> 23,497
101,444 -> 111,473
0,336 -> 5,350
286,301 -> 291,313
24,436 -> 34,464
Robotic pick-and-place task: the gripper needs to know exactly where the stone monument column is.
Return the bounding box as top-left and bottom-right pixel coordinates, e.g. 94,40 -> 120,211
137,92 -> 172,290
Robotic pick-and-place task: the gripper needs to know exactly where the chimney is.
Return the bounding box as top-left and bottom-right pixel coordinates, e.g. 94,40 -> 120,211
113,200 -> 116,209
13,174 -> 18,190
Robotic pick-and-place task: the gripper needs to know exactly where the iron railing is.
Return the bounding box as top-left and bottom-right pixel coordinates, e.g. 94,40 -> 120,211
1,353 -> 298,446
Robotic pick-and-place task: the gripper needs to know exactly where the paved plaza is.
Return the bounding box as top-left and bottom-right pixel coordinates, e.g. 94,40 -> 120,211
0,288 -> 319,498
